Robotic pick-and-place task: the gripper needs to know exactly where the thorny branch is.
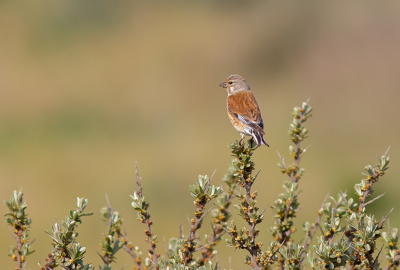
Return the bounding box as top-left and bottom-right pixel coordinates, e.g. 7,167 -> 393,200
135,161 -> 159,269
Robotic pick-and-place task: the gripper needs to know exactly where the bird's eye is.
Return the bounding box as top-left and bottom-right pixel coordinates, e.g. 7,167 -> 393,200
228,82 -> 233,85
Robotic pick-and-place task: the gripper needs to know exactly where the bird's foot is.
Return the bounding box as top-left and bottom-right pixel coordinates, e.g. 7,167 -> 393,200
239,138 -> 245,146
249,137 -> 254,145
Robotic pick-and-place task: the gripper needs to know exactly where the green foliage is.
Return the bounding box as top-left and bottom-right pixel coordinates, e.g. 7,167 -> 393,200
4,101 -> 399,270
383,227 -> 400,269
271,101 -> 312,254
4,190 -> 35,269
224,139 -> 276,270
203,164 -> 240,266
98,200 -> 124,267
268,101 -> 313,270
270,181 -> 300,242
40,197 -> 93,270
305,236 -> 350,269
279,243 -> 306,270
129,170 -> 225,269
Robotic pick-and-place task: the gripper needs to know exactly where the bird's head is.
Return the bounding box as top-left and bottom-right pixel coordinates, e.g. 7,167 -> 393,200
219,74 -> 250,95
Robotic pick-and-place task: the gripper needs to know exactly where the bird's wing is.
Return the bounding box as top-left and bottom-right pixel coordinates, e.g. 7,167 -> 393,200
227,90 -> 265,135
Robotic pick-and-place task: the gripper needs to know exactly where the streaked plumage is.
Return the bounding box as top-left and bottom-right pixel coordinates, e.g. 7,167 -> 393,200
220,74 -> 269,147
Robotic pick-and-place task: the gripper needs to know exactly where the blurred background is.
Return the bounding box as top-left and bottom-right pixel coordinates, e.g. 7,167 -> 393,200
1,1 -> 400,269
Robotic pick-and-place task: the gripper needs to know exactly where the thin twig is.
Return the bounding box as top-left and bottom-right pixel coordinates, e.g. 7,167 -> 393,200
260,204 -> 269,216
364,193 -> 386,207
105,194 -> 114,231
384,146 -> 391,156
198,206 -> 214,227
229,185 -> 240,203
304,193 -> 330,251
372,245 -> 384,268
194,245 -> 209,252
295,144 -> 312,166
198,222 -> 226,264
102,194 -> 114,265
272,239 -> 286,258
135,161 -> 143,197
134,161 -> 158,269
101,195 -> 117,266
163,236 -> 169,258
328,232 -> 336,247
215,254 -> 221,270
221,226 -> 234,237
119,228 -> 144,270
277,151 -> 287,169
163,236 -> 170,266
318,224 -> 325,237
186,215 -> 191,225
378,207 -> 395,229
205,169 -> 217,194
97,251 -> 109,265
195,232 -> 203,246
339,230 -> 345,242
251,170 -> 261,186
6,226 -> 18,241
339,190 -> 348,204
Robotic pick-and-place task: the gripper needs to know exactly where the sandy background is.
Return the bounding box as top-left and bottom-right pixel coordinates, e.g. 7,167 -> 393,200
1,1 -> 400,269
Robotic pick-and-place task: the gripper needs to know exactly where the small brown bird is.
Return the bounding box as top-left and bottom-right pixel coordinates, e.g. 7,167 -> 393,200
220,74 -> 269,147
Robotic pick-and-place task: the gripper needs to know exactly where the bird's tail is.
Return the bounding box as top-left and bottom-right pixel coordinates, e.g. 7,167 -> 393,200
261,136 -> 270,147
251,130 -> 270,147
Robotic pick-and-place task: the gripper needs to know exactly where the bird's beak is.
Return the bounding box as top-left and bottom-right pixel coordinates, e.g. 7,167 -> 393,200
219,82 -> 227,88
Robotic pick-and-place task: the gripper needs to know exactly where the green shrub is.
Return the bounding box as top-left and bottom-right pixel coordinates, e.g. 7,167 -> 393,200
5,101 -> 398,270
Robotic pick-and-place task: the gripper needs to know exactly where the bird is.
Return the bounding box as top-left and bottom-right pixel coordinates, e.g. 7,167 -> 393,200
219,74 -> 269,147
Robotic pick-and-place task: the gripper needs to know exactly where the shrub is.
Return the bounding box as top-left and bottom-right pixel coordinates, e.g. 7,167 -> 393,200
4,101 -> 398,270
